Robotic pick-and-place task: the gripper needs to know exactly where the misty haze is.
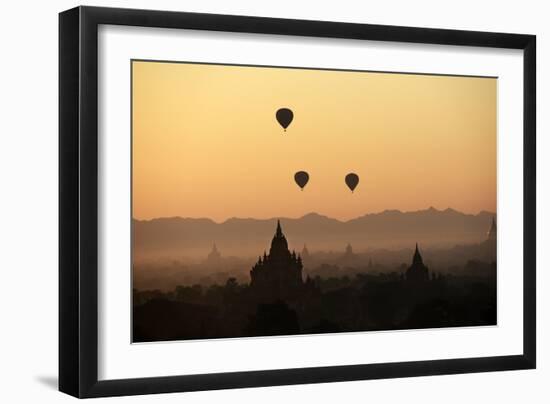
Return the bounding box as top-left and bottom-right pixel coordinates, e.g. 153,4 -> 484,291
133,209 -> 497,341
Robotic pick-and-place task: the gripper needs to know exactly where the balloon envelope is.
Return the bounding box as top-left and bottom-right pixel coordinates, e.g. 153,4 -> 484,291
294,171 -> 309,190
345,173 -> 359,192
276,108 -> 293,130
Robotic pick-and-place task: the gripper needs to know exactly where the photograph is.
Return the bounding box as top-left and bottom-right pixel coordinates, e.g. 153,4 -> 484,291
131,60 -> 498,342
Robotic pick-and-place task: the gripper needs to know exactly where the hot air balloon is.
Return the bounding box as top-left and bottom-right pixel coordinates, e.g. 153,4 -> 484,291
345,173 -> 359,193
294,171 -> 309,190
276,108 -> 293,131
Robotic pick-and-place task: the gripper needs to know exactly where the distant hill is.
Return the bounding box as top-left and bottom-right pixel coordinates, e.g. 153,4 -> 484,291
133,208 -> 496,260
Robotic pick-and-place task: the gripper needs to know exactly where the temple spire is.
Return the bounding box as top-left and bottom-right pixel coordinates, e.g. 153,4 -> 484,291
406,243 -> 429,282
207,242 -> 221,261
413,243 -> 423,265
301,244 -> 310,259
487,217 -> 497,241
270,219 -> 289,256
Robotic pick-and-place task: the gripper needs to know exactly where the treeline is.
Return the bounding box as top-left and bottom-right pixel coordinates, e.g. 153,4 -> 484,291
133,261 -> 496,342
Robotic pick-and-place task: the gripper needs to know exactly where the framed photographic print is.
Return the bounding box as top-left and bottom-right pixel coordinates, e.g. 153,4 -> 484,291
59,6 -> 536,398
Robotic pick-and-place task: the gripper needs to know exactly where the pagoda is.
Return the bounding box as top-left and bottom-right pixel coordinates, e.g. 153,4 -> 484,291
250,220 -> 304,297
487,217 -> 497,242
405,243 -> 430,282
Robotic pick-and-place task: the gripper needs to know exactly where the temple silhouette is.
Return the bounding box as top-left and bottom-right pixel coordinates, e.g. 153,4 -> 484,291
345,243 -> 354,257
405,243 -> 430,282
250,220 -> 315,301
301,244 -> 310,260
206,243 -> 221,262
487,217 -> 497,242
201,243 -> 223,269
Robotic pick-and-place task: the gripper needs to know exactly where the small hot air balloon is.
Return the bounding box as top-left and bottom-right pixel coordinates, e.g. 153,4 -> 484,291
276,108 -> 293,131
294,171 -> 309,190
345,173 -> 359,193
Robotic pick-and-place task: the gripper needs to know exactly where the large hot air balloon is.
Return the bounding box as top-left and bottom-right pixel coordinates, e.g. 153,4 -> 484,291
345,173 -> 359,193
276,108 -> 293,131
294,171 -> 309,190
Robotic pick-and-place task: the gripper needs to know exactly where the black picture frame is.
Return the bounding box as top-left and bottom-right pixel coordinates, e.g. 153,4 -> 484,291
59,5 -> 536,398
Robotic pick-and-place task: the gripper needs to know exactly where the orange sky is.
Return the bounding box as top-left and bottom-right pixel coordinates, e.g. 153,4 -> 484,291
132,61 -> 496,222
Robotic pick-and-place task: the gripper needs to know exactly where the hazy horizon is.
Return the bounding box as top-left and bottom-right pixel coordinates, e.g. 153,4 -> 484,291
133,206 -> 496,223
133,207 -> 496,260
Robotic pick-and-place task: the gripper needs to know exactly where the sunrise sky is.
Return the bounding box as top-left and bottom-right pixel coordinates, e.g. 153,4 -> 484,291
132,60 -> 496,222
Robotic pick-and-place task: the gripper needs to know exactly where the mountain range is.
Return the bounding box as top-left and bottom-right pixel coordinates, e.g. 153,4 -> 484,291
133,207 -> 496,260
